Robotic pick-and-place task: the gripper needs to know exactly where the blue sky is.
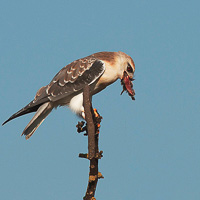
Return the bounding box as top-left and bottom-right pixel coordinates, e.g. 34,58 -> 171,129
0,0 -> 199,199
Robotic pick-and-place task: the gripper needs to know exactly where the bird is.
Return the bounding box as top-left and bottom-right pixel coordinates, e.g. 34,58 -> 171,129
2,51 -> 135,139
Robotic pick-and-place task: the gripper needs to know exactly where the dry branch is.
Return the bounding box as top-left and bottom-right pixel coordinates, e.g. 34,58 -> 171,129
78,85 -> 103,200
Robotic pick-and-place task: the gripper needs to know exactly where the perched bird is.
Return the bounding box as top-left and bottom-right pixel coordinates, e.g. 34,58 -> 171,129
2,51 -> 135,139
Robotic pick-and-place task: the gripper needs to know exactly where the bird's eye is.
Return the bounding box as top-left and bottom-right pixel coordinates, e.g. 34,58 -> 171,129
127,64 -> 133,73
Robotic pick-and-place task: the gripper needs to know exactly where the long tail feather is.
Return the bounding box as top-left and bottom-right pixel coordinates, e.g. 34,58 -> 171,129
2,99 -> 48,126
21,102 -> 53,140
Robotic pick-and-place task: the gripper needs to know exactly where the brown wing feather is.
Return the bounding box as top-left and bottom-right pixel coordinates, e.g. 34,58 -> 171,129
46,56 -> 105,98
20,55 -> 105,108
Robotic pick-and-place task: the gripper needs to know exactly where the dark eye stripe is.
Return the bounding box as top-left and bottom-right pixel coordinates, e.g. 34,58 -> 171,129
127,63 -> 133,73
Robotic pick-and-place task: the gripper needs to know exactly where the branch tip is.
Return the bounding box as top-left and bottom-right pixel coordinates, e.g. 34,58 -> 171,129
79,153 -> 88,159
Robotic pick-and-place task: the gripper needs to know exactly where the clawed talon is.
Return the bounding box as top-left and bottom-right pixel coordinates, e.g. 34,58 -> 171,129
93,108 -> 99,118
76,109 -> 102,135
93,108 -> 102,134
76,121 -> 87,135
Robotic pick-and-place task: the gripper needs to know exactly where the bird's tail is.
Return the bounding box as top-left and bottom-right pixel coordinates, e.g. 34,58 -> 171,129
21,102 -> 53,140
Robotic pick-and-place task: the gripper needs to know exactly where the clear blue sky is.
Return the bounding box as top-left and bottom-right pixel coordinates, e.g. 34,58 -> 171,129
0,1 -> 199,199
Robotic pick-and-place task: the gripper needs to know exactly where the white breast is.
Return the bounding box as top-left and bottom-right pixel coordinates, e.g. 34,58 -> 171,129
69,93 -> 84,116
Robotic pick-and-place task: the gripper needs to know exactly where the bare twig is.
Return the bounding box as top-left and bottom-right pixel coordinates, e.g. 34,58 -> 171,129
83,85 -> 96,160
79,85 -> 103,200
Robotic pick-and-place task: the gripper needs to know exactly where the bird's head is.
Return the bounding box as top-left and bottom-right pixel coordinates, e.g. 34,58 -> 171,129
118,51 -> 135,100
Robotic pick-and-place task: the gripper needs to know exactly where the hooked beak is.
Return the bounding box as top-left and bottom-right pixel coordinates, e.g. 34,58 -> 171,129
121,71 -> 135,100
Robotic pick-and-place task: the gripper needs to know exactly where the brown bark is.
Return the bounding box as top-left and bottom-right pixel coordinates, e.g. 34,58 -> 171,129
80,85 -> 103,200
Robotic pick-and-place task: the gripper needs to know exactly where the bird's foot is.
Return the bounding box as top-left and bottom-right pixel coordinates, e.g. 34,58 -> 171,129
93,108 -> 102,134
76,109 -> 102,135
76,121 -> 88,136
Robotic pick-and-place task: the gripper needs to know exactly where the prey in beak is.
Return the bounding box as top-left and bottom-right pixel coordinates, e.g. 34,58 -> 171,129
121,71 -> 135,100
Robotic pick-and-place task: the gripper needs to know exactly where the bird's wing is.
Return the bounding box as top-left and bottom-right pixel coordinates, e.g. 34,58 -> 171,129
35,57 -> 106,103
2,57 -> 105,126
